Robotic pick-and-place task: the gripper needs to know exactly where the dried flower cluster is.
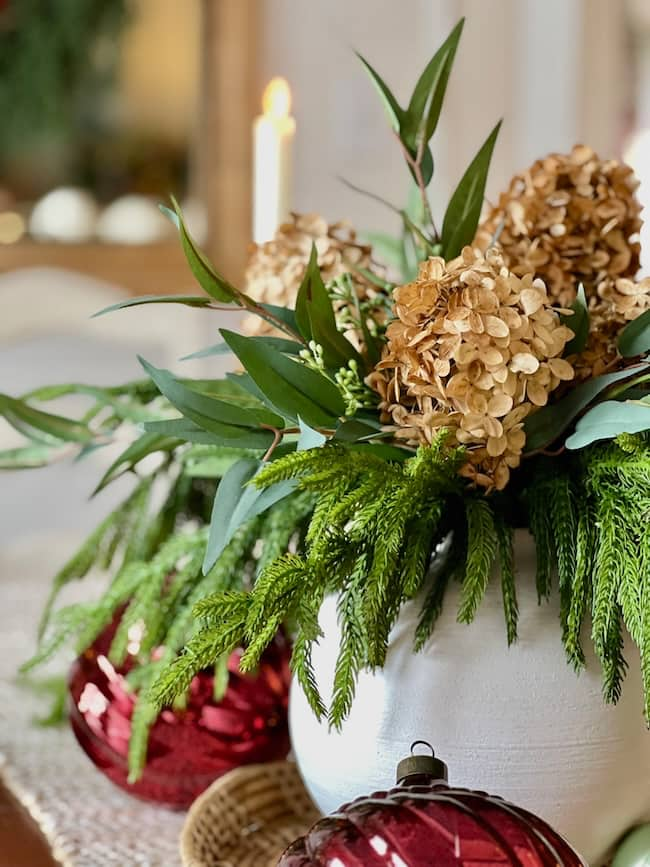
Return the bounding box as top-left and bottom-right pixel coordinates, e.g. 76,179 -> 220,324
475,145 -> 642,306
475,145 -> 644,378
573,275 -> 650,378
243,213 -> 385,342
368,248 -> 575,490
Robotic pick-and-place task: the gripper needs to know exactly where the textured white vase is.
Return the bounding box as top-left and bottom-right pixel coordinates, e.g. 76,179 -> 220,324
290,531 -> 650,866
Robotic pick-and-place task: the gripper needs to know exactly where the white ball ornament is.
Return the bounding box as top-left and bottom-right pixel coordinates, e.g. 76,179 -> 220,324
29,187 -> 99,243
95,195 -> 172,245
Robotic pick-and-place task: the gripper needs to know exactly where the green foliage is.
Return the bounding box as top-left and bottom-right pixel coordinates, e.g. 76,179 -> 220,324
440,121 -> 502,260
221,330 -> 346,428
525,442 -> 650,718
0,0 -> 129,160
523,363 -> 650,452
357,20 -> 464,188
295,246 -> 363,370
149,437 -> 470,728
355,18 -> 499,264
565,401 -> 650,450
618,308 -> 650,358
560,284 -> 590,355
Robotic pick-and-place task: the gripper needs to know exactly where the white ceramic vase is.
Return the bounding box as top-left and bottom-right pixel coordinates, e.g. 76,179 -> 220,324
290,531 -> 650,866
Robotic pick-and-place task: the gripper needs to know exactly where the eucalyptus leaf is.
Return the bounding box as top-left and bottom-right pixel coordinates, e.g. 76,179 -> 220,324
92,295 -> 214,318
0,444 -> 63,469
182,446 -> 258,478
361,231 -> 404,271
180,336 -> 302,362
295,246 -> 362,369
618,308 -> 650,358
523,363 -> 650,452
139,357 -> 285,430
93,432 -> 181,494
441,121 -> 502,260
297,418 -> 327,451
561,284 -> 589,355
203,458 -> 260,573
356,52 -> 403,132
403,18 -> 464,150
0,394 -> 93,443
169,197 -> 240,305
202,459 -> 295,573
259,303 -> 300,337
144,418 -> 269,449
220,330 -> 345,428
565,401 -> 650,449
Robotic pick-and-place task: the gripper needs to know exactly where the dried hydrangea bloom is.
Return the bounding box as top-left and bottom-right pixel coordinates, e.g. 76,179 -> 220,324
572,275 -> 650,378
243,213 -> 386,343
475,145 -> 644,379
475,145 -> 642,308
368,248 -> 575,491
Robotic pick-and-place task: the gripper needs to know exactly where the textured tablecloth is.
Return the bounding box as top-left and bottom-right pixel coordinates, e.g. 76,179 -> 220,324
0,534 -> 185,866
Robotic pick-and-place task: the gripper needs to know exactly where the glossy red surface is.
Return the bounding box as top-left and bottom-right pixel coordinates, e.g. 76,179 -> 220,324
279,781 -> 587,866
68,627 -> 291,808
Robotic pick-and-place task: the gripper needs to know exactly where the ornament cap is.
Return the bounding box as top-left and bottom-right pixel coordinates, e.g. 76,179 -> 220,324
396,741 -> 448,785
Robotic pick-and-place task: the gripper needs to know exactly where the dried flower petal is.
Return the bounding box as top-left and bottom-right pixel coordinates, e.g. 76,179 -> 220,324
370,248 -> 574,491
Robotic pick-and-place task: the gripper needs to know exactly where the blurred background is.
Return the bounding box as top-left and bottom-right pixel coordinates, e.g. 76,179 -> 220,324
2,0 -> 650,544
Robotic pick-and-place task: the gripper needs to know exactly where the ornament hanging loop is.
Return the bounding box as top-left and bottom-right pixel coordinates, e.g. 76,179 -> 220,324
396,741 -> 448,785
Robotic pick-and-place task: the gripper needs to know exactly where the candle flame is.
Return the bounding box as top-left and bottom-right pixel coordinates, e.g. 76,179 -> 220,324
262,77 -> 291,119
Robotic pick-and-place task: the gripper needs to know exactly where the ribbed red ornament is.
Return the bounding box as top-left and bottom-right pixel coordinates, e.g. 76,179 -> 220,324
279,746 -> 587,866
68,624 -> 291,808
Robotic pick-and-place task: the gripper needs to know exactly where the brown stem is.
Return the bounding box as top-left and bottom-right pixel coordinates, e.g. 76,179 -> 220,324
262,426 -> 283,462
394,132 -> 439,242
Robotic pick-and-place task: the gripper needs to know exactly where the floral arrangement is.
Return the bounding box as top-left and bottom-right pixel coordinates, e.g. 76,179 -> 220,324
3,20 -> 650,778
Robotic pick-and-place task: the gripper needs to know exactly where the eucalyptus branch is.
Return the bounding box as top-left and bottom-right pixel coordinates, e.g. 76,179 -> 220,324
394,132 -> 438,242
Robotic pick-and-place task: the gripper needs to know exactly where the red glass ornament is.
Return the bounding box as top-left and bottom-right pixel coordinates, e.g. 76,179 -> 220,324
279,744 -> 587,866
68,625 -> 291,808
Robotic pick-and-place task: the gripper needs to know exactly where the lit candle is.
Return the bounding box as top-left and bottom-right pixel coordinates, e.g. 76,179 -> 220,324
253,77 -> 295,244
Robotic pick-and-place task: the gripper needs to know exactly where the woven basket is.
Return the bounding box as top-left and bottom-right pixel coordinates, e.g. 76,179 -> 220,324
180,761 -> 320,867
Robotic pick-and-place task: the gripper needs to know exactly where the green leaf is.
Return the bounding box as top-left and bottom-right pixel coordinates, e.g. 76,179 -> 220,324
361,231 -> 404,272
144,417 -> 268,448
139,357 -> 285,431
93,432 -> 181,494
0,444 -> 63,469
524,363 -> 650,452
441,121 -> 502,260
295,246 -> 362,369
169,197 -> 240,305
356,52 -> 403,132
203,459 -> 259,572
0,394 -> 93,443
561,284 -> 590,355
202,459 -> 294,573
92,295 -> 214,318
182,446 -> 258,478
220,330 -> 346,428
297,418 -> 327,451
403,18 -> 464,149
259,303 -> 299,336
181,336 -> 302,362
565,401 -> 650,449
618,308 -> 650,358
334,418 -> 385,443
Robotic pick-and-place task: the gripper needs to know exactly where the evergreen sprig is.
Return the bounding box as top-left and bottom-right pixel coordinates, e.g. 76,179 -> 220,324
150,435 -> 497,729
526,440 -> 650,719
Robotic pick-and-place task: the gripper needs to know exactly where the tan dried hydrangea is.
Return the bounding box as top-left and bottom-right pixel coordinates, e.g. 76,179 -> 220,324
573,275 -> 650,378
368,247 -> 575,491
475,145 -> 643,306
243,213 -> 385,341
475,145 -> 645,378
